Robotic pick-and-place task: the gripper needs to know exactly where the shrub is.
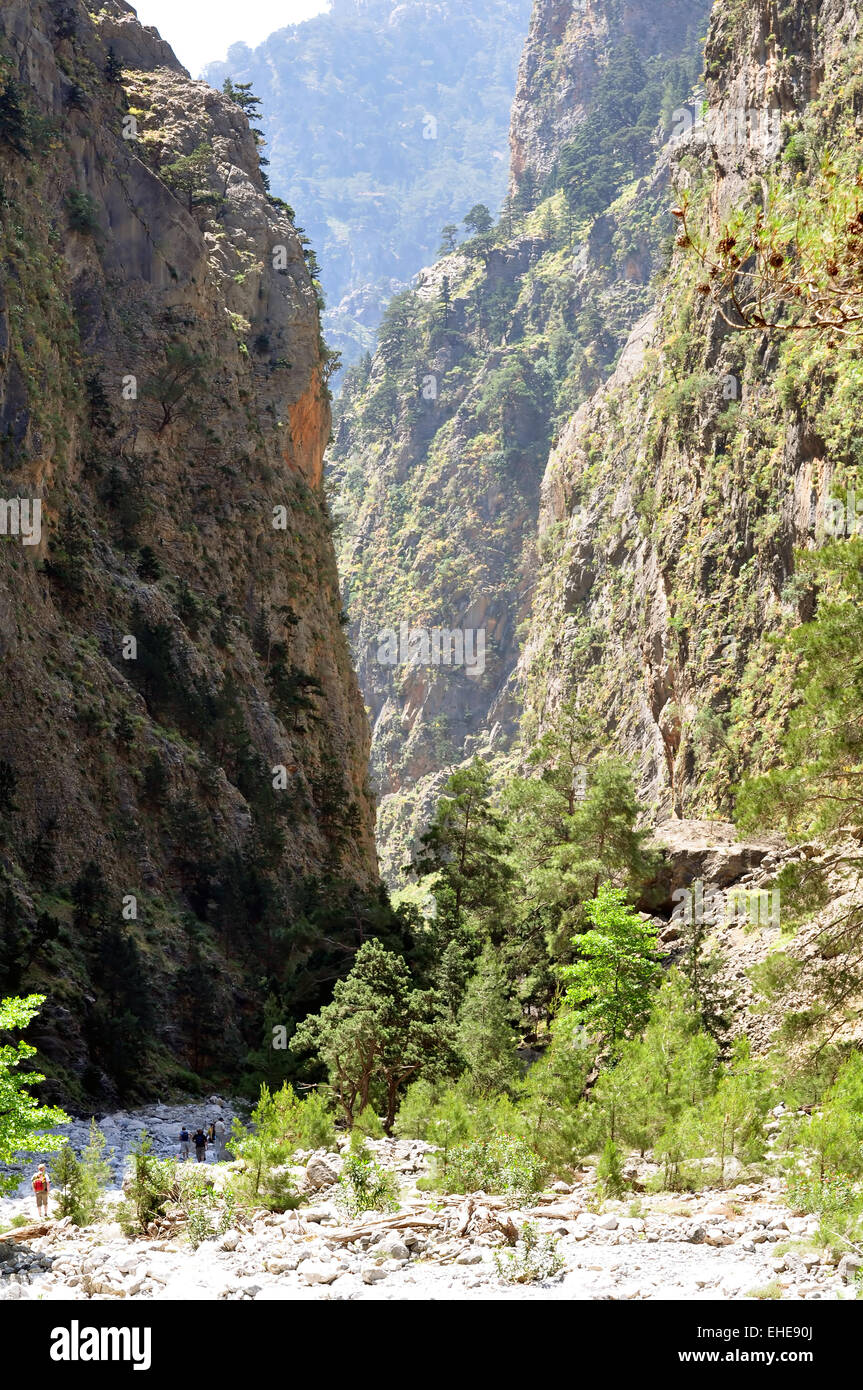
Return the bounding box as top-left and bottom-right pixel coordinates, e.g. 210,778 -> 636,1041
66,190 -> 99,235
335,1145 -> 399,1221
173,1167 -> 236,1247
227,1085 -> 304,1213
786,1171 -> 859,1220
117,1134 -> 174,1234
596,1138 -> 627,1200
494,1222 -> 564,1284
437,1135 -> 545,1202
785,1169 -> 863,1253
747,1279 -> 784,1301
352,1104 -> 385,1141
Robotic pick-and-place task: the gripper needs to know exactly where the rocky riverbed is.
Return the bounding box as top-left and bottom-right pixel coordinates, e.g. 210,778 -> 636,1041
1,1107 -> 859,1302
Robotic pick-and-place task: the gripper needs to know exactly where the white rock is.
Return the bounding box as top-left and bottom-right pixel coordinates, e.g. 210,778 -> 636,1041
300,1261 -> 339,1286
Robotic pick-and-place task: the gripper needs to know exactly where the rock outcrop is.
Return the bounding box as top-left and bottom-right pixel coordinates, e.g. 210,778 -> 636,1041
0,0 -> 378,1103
331,0 -> 708,880
518,0 -> 863,818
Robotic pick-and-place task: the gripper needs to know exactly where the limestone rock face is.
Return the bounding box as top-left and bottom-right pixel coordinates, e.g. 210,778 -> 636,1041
331,0 -> 708,881
0,0 -> 377,1101
509,0 -> 707,188
518,0 -> 863,819
647,819 -> 786,907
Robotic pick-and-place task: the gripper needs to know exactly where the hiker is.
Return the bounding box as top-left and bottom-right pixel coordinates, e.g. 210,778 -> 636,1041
178,1126 -> 191,1161
213,1117 -> 226,1160
207,1120 -> 216,1145
193,1127 -> 207,1162
31,1163 -> 50,1219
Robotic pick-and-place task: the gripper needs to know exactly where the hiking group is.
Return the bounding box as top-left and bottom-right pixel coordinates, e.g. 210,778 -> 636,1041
178,1118 -> 227,1163
29,1117 -> 229,1216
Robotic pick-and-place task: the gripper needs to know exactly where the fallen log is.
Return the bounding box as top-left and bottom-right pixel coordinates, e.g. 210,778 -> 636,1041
3,1222 -> 51,1243
322,1215 -> 443,1244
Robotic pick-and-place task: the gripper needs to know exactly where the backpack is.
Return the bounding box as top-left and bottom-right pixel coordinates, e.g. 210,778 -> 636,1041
34,1175 -> 45,1191
180,1130 -> 189,1142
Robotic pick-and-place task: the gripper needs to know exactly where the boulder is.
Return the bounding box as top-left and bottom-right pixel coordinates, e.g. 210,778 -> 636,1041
377,1232 -> 410,1262
303,1155 -> 342,1191
300,1261 -> 339,1286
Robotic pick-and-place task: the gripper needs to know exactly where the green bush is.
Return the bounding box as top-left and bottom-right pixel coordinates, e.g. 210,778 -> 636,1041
335,1145 -> 399,1220
494,1222 -> 564,1284
436,1135 -> 545,1201
352,1103 -> 385,1141
173,1167 -> 237,1247
66,190 -> 99,235
596,1138 -> 627,1200
227,1084 -> 313,1212
117,1134 -> 174,1235
786,1171 -> 860,1220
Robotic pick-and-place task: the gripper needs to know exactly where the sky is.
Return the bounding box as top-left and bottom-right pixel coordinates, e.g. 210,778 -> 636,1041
131,0 -> 329,77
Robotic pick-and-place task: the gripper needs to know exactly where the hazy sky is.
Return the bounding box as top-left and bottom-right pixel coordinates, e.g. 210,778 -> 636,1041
131,0 -> 329,76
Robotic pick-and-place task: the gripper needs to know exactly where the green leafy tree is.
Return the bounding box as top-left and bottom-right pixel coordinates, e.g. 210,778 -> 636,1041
0,995 -> 69,1195
560,885 -> 662,1054
290,939 -> 449,1131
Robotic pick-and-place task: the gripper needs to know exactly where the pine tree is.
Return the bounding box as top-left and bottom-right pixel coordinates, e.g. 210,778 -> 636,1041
52,1143 -> 82,1220
415,757 -> 514,947
464,203 -> 492,236
0,78 -> 28,155
291,939 -> 449,1131
438,224 -> 459,254
455,947 -> 520,1097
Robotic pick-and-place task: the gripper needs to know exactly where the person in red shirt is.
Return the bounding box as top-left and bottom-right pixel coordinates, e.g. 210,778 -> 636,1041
31,1163 -> 50,1218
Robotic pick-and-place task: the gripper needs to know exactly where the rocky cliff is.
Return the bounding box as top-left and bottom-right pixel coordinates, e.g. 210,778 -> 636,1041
509,0 -> 706,188
0,0 -> 381,1105
204,0 -> 533,371
519,0 -> 863,817
330,0 -> 708,880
